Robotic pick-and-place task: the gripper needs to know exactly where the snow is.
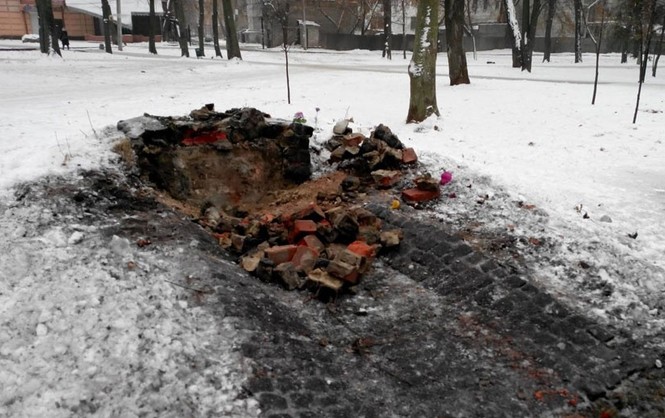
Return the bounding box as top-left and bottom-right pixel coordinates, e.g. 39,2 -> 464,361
1,40 -> 664,412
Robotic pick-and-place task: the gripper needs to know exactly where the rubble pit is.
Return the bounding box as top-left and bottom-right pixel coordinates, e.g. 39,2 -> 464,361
117,105 -> 436,298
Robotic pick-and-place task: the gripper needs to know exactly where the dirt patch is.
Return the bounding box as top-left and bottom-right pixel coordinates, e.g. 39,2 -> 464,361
116,105 -> 441,298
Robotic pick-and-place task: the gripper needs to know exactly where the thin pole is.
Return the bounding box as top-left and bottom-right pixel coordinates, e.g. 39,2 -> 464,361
116,0 -> 122,50
302,0 -> 307,49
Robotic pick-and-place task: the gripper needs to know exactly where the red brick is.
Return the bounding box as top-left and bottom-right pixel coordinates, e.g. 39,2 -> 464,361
401,188 -> 440,202
291,246 -> 318,272
299,235 -> 325,255
402,147 -> 418,164
347,241 -> 375,259
371,170 -> 401,188
290,219 -> 318,242
264,245 -> 298,265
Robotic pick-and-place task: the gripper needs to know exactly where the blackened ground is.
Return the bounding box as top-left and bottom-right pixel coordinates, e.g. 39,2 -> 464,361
14,169 -> 665,418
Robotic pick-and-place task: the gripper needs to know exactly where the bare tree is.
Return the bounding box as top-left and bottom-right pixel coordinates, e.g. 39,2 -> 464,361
542,0 -> 556,62
653,11 -> 664,76
197,0 -> 205,57
382,0 -> 392,59
521,0 -> 543,72
148,0 -> 158,54
589,0 -> 607,104
446,0 -> 470,84
212,0 -> 223,57
173,0 -> 190,56
222,0 -> 242,59
101,0 -> 113,54
35,0 -> 61,56
503,0 -> 522,67
407,0 -> 440,122
574,0 -> 583,62
633,0 -> 658,123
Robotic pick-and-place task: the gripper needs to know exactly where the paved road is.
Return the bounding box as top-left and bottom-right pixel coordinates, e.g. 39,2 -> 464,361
9,169 -> 664,417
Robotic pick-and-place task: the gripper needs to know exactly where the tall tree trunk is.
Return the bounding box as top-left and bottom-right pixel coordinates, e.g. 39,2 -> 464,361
407,0 -> 440,123
101,0 -> 113,54
543,0 -> 556,62
445,0 -> 470,84
521,0 -> 541,71
149,0 -> 157,54
382,0 -> 392,59
652,13 -> 664,76
283,25 -> 291,104
212,0 -> 223,57
503,0 -> 522,67
633,0 -> 657,123
173,0 -> 189,57
35,0 -> 60,55
222,0 -> 242,59
198,0 -> 205,57
592,5 -> 605,104
402,0 -> 406,59
574,0 -> 583,62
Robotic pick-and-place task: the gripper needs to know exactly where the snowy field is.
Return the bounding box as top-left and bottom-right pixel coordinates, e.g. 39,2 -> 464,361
0,40 -> 664,415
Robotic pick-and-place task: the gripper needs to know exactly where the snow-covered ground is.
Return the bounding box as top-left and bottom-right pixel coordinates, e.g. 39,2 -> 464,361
0,40 -> 664,414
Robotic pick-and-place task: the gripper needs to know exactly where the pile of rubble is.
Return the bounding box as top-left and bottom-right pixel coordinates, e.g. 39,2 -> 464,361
117,105 -> 444,298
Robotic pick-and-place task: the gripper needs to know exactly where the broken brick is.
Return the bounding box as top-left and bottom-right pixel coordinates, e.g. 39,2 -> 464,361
291,219 -> 317,241
264,244 -> 298,265
371,170 -> 402,188
291,246 -> 318,273
347,241 -> 375,259
241,250 -> 264,273
342,133 -> 365,148
402,147 -> 418,164
326,260 -> 359,284
402,188 -> 440,202
299,235 -> 325,255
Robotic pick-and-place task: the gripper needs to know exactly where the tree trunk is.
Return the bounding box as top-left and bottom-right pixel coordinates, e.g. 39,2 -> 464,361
173,0 -> 189,57
652,13 -> 664,77
406,0 -> 440,123
445,0 -> 470,84
212,0 -> 223,57
148,0 -> 157,54
543,0 -> 556,62
521,0 -> 541,71
633,0 -> 657,123
402,0 -> 407,59
592,5 -> 605,104
574,0 -> 583,63
198,0 -> 205,57
283,25 -> 291,104
503,0 -> 521,68
35,0 -> 60,55
382,0 -> 392,59
101,0 -> 113,54
222,0 -> 242,59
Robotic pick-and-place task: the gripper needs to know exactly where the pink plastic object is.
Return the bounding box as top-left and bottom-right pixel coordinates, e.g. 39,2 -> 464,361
440,171 -> 453,186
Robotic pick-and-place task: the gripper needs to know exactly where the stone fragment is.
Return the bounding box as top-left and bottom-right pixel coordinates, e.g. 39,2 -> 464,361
264,244 -> 298,265
402,188 -> 441,202
306,269 -> 344,292
326,208 -> 359,242
371,124 -> 404,149
341,176 -> 361,192
326,259 -> 359,284
371,170 -> 402,188
414,174 -> 440,191
241,250 -> 264,273
255,258 -> 275,282
380,230 -> 403,248
357,225 -> 381,245
275,262 -> 304,290
231,233 -> 246,253
333,119 -> 351,135
600,215 -> 612,223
